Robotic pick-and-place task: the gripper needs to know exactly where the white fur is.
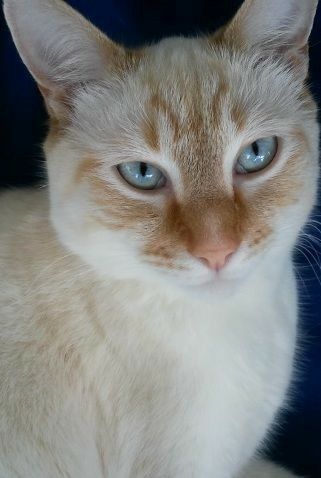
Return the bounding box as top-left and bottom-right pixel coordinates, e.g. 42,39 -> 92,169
1,0 -> 319,476
0,189 -> 299,477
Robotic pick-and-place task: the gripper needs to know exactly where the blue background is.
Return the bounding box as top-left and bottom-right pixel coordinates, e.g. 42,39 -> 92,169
1,1 -> 320,476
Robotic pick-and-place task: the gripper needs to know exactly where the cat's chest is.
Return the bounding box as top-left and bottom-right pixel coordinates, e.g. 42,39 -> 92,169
82,284 -> 297,477
92,281 -> 296,381
88,278 -> 297,404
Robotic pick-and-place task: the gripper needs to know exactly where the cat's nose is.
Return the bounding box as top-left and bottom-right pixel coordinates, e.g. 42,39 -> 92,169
192,239 -> 239,271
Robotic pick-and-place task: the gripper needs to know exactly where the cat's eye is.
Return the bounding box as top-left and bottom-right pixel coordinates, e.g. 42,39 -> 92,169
117,162 -> 167,190
235,137 -> 278,174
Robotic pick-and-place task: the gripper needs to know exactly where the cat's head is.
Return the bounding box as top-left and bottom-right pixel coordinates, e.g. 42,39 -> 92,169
4,0 -> 320,296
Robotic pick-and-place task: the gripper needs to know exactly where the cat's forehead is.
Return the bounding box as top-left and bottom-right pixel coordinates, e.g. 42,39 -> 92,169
124,38 -> 300,190
140,60 -> 232,194
74,35 -> 306,194
139,36 -> 303,119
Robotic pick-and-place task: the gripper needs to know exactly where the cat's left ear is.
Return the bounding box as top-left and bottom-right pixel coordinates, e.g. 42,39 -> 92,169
223,0 -> 318,78
3,0 -> 139,119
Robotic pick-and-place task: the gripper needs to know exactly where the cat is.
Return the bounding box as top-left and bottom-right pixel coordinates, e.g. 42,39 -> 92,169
0,0 -> 319,476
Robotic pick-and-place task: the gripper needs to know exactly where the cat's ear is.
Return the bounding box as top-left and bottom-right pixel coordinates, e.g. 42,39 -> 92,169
223,0 -> 318,78
3,0 -> 136,117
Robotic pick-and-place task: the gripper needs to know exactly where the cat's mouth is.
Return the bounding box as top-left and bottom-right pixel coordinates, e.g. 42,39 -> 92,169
146,245 -> 262,291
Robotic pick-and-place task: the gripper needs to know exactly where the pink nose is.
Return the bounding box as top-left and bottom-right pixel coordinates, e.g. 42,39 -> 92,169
192,239 -> 239,271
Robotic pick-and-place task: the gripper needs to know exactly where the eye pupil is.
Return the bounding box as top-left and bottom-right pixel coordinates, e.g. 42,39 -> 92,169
252,141 -> 259,156
117,161 -> 166,190
235,136 -> 278,175
140,162 -> 148,177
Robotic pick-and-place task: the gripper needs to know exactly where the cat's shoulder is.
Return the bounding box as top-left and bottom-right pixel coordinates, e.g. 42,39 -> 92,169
0,187 -> 58,288
0,187 -> 49,233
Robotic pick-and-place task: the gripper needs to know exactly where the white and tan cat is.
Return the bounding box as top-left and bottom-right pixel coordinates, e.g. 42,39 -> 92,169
1,0 -> 319,476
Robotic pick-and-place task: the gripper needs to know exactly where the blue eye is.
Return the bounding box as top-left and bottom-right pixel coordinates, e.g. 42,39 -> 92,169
117,162 -> 166,190
235,137 -> 278,174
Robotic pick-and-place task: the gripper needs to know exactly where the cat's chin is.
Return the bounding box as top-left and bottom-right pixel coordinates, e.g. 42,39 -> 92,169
183,278 -> 240,302
150,252 -> 265,302
151,265 -> 253,303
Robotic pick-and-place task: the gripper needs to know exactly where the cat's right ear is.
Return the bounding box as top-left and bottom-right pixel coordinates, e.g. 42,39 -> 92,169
3,0 -> 137,118
222,0 -> 318,79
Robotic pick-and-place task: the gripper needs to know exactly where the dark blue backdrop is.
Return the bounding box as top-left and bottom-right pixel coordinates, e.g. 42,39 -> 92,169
1,2 -> 320,476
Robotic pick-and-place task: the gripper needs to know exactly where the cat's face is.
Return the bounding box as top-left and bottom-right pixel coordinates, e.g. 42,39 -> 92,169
5,0 -> 319,295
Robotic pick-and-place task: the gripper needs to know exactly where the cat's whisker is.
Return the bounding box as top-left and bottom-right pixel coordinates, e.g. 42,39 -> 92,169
295,267 -> 310,297
298,234 -> 321,254
295,245 -> 321,289
299,237 -> 321,253
300,246 -> 321,268
299,232 -> 321,245
304,225 -> 321,237
307,218 -> 321,228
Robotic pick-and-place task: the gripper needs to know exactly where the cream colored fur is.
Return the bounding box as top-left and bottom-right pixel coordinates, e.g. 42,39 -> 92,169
0,188 -> 302,477
1,0 -> 319,476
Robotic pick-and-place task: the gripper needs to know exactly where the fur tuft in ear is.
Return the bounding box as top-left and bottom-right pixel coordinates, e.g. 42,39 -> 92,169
3,0 -> 138,117
222,0 -> 318,78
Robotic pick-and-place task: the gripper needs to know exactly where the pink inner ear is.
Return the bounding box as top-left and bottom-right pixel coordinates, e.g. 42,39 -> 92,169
37,83 -> 76,121
3,0 -> 133,100
225,0 -> 317,51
